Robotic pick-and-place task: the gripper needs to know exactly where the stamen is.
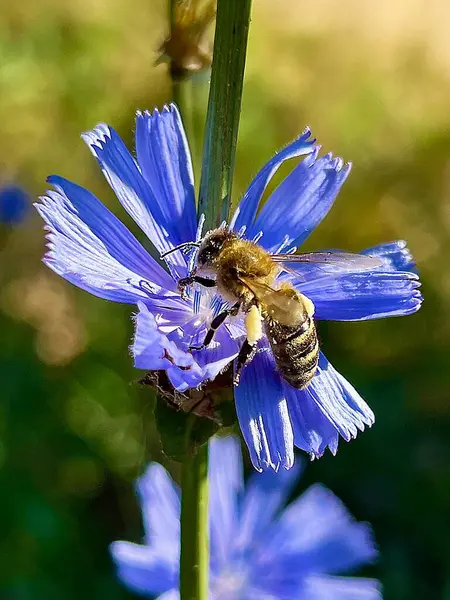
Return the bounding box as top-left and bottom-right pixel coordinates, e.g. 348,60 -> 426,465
210,294 -> 221,315
126,278 -> 158,297
229,206 -> 241,229
193,289 -> 201,314
237,224 -> 247,238
188,249 -> 199,276
196,213 -> 206,242
138,279 -> 156,294
275,234 -> 293,254
252,231 -> 263,244
211,295 -> 230,319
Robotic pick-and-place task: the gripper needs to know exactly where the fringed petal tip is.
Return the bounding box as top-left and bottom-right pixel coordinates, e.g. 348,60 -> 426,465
302,144 -> 321,167
134,102 -> 197,251
35,180 -> 175,302
285,353 -> 375,460
231,128 -> 319,232
302,267 -> 423,322
248,145 -> 352,252
80,109 -> 196,279
409,288 -> 424,314
297,125 -> 316,145
135,102 -> 181,122
235,346 -> 377,470
302,149 -> 351,174
35,198 -> 57,261
308,439 -> 339,461
85,106 -> 180,143
81,123 -> 112,156
362,239 -> 418,273
273,127 -> 317,157
234,349 -> 295,473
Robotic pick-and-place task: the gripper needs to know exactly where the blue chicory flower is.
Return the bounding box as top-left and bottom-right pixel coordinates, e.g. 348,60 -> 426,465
111,435 -> 382,600
35,104 -> 422,471
0,184 -> 30,224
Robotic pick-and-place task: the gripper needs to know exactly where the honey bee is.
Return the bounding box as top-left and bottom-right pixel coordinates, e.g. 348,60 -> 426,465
163,228 -> 381,389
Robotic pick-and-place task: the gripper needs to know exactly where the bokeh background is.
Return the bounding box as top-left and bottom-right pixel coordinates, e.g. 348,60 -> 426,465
1,0 -> 449,598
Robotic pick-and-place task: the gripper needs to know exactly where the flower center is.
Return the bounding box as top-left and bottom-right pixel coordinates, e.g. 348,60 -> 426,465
212,567 -> 248,600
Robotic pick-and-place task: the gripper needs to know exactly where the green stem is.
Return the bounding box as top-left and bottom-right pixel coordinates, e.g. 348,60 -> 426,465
178,2 -> 253,599
198,0 -> 253,229
180,419 -> 209,600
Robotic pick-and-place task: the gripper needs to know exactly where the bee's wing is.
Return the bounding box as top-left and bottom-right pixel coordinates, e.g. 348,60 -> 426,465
271,251 -> 382,279
238,276 -> 302,323
271,251 -> 382,268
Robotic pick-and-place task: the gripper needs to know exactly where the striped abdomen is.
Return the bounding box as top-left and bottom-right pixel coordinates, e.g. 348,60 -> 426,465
264,315 -> 319,389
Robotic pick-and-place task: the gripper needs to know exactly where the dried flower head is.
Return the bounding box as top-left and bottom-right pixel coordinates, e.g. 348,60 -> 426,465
159,0 -> 216,80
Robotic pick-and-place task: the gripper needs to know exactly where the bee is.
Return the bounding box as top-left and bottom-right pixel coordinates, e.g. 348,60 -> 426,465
163,228 -> 381,389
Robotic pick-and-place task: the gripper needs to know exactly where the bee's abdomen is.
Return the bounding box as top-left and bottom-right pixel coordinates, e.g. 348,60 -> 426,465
265,317 -> 319,389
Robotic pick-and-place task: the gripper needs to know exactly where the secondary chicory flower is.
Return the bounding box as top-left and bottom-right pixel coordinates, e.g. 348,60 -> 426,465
0,184 -> 30,224
111,435 -> 381,600
35,104 -> 422,471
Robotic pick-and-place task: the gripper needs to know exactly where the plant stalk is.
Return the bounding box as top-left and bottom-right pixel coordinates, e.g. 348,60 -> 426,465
198,0 -> 253,229
167,5 -> 208,600
180,422 -> 209,600
178,1 -> 253,598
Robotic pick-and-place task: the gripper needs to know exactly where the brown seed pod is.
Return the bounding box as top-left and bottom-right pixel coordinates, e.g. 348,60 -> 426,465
158,0 -> 216,80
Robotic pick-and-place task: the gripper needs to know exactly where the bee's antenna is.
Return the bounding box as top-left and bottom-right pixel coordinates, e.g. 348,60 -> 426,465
160,241 -> 201,259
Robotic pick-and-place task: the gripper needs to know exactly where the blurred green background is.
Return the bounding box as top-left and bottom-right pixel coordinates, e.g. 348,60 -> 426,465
1,0 -> 449,598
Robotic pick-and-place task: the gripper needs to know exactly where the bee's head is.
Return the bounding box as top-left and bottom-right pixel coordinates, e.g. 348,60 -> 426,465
196,228 -> 236,268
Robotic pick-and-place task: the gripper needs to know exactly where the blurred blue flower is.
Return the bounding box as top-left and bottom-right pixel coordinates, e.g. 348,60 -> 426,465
0,184 -> 29,224
111,436 -> 381,600
35,104 -> 422,470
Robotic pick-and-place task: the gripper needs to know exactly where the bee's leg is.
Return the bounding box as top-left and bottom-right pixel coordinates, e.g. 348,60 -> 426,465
178,275 -> 216,300
233,340 -> 258,386
233,304 -> 262,385
189,302 -> 240,351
